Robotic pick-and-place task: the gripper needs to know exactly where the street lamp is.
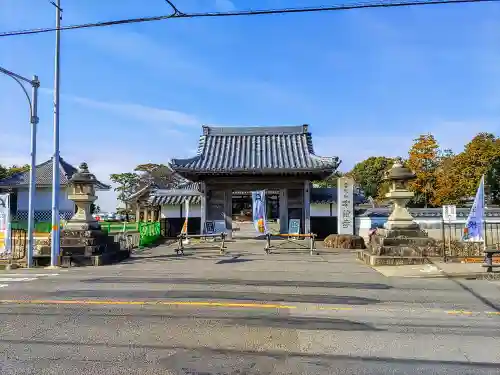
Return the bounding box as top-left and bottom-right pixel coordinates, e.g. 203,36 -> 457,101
0,66 -> 39,268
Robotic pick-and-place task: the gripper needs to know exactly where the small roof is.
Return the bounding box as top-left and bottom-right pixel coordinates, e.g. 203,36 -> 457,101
148,184 -> 364,206
311,188 -> 366,205
0,158 -> 110,190
169,125 -> 340,180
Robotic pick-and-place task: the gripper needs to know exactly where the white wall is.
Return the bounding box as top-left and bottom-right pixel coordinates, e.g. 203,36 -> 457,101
310,203 -> 338,217
17,187 -> 74,211
161,204 -> 201,219
311,203 -> 331,217
161,205 -> 181,219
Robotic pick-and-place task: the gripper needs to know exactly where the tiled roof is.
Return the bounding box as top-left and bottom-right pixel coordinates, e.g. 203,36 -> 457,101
149,184 -> 364,206
0,158 -> 110,190
357,207 -> 500,218
169,125 -> 340,177
310,188 -> 366,204
149,182 -> 201,205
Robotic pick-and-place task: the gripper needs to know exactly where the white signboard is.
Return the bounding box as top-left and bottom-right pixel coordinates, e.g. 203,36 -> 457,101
442,205 -> 457,222
288,219 -> 300,236
213,220 -> 227,234
0,194 -> 11,255
337,177 -> 354,235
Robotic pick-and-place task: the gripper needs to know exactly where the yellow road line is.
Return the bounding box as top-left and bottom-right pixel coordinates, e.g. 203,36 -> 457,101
0,299 -> 296,309
318,307 -> 353,311
486,311 -> 500,316
446,310 -> 474,315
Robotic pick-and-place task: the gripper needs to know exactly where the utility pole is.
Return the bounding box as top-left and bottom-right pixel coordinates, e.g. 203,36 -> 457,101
49,0 -> 62,268
0,67 -> 39,268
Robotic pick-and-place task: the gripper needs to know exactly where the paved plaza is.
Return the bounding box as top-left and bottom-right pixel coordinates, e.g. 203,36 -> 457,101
1,240 -> 500,374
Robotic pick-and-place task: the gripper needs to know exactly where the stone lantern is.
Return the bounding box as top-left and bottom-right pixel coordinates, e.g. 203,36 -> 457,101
383,161 -> 419,230
66,162 -> 99,230
361,160 -> 440,263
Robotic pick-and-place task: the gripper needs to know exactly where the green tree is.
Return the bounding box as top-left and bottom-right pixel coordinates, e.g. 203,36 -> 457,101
134,163 -> 179,188
407,134 -> 440,207
90,204 -> 100,214
109,172 -> 141,206
348,156 -> 395,200
0,164 -> 30,180
313,171 -> 343,188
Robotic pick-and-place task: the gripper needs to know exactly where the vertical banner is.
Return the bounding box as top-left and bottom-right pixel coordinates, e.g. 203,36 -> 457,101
181,199 -> 190,234
463,175 -> 485,242
337,177 -> 354,235
252,190 -> 267,234
0,194 -> 11,255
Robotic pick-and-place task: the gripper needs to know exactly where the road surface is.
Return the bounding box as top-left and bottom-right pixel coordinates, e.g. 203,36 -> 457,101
1,243 -> 500,374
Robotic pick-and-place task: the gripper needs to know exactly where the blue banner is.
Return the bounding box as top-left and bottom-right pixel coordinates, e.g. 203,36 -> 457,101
252,190 -> 267,234
463,175 -> 485,242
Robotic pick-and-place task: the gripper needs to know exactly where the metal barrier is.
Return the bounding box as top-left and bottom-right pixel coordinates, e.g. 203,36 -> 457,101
175,233 -> 227,255
264,232 -> 317,255
442,222 -> 500,260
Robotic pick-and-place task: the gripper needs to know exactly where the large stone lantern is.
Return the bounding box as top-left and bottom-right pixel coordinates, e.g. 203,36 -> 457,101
359,160 -> 440,264
383,161 -> 419,230
66,162 -> 100,230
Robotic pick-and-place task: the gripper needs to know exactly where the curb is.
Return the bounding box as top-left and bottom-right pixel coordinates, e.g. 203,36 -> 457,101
401,272 -> 500,280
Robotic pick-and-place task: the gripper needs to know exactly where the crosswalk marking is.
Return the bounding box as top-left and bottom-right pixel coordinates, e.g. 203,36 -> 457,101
0,273 -> 59,289
1,273 -> 60,277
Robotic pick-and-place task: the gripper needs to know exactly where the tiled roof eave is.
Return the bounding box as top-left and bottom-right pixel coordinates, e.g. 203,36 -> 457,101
170,167 -> 337,174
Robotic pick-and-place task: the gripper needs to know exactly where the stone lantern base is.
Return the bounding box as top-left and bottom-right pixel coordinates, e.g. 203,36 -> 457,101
59,227 -> 130,267
358,226 -> 441,266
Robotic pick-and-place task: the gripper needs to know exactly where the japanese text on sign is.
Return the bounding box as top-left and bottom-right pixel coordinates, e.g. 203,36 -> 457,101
337,177 -> 354,234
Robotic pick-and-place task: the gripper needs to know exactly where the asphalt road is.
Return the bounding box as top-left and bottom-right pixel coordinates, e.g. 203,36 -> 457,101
1,242 -> 500,374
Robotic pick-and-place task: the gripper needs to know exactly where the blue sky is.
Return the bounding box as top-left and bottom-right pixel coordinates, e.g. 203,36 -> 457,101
1,0 -> 499,211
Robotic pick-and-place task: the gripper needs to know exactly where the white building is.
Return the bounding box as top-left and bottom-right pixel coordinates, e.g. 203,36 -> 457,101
0,158 -> 110,222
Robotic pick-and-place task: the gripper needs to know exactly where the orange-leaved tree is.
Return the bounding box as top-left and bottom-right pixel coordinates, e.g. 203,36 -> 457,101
434,133 -> 500,205
407,134 -> 440,207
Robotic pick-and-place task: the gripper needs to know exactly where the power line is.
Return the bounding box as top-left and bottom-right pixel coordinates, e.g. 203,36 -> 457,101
0,0 -> 497,37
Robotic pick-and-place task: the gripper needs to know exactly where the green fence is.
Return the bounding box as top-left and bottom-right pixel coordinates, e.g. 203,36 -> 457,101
10,220 -> 161,247
100,222 -> 138,233
138,222 -> 161,247
11,221 -> 55,233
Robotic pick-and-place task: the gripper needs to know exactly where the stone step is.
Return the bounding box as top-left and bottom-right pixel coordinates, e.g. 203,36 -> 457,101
376,245 -> 442,257
379,237 -> 437,247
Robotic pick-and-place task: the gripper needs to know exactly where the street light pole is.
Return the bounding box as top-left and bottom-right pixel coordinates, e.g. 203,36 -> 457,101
49,0 -> 62,268
0,67 -> 39,268
28,76 -> 39,268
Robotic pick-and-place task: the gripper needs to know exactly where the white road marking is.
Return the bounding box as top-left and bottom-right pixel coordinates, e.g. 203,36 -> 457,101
0,273 -> 59,277
0,277 -> 38,282
0,284 -> 7,288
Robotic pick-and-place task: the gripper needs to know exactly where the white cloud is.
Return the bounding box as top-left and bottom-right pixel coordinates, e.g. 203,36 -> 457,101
214,0 -> 236,11
40,89 -> 200,128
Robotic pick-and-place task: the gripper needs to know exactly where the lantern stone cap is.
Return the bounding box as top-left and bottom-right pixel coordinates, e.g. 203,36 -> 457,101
69,162 -> 98,184
384,161 -> 416,182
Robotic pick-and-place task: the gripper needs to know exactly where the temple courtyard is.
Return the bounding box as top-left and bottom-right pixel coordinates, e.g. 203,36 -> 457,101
1,241 -> 500,374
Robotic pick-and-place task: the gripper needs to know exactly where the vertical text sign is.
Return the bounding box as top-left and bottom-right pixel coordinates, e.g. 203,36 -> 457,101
337,177 -> 354,235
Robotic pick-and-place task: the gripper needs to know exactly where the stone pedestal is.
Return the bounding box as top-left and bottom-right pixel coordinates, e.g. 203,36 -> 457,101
369,228 -> 439,257
59,163 -> 130,267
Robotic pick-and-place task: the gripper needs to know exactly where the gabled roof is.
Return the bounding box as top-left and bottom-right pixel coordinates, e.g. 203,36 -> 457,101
169,125 -> 340,179
311,188 -> 367,205
0,158 -> 110,190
